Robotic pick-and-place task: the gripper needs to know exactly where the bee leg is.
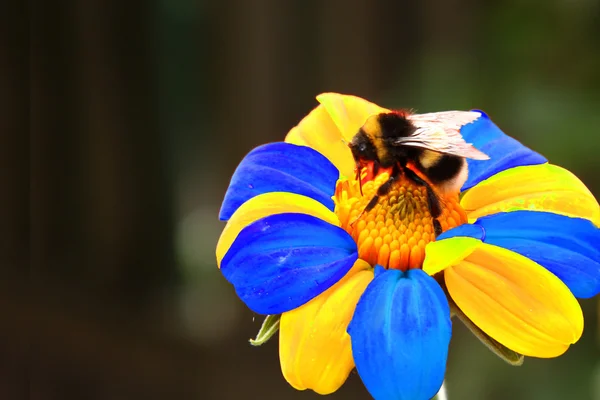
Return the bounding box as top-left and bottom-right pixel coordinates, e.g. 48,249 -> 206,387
425,185 -> 442,218
356,160 -> 381,196
403,169 -> 441,217
350,165 -> 399,225
403,168 -> 444,236
425,187 -> 443,237
367,164 -> 400,211
372,161 -> 380,177
433,219 -> 443,238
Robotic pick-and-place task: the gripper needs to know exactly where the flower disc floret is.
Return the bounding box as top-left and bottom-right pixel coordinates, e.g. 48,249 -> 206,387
334,172 -> 467,270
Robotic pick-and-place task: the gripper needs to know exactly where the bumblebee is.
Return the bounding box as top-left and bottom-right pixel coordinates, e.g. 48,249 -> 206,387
349,110 -> 489,237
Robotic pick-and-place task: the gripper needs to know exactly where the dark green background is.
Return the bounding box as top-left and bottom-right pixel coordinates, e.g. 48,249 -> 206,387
15,1 -> 600,399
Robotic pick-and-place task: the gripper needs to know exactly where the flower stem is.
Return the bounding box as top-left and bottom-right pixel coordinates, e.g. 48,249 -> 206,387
434,381 -> 448,400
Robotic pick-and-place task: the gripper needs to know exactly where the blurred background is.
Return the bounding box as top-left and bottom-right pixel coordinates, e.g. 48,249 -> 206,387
8,0 -> 600,399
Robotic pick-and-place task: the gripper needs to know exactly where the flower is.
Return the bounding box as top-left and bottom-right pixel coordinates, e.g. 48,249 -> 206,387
216,93 -> 600,399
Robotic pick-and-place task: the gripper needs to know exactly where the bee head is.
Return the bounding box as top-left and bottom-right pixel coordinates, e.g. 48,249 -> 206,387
349,128 -> 378,164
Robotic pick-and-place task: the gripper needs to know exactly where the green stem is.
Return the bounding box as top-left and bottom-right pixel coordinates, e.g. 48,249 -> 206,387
434,381 -> 448,400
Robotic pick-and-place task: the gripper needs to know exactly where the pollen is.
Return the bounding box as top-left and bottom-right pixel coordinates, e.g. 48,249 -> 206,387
334,172 -> 467,271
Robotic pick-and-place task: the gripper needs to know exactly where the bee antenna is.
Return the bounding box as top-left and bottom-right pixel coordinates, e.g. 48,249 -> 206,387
340,137 -> 348,145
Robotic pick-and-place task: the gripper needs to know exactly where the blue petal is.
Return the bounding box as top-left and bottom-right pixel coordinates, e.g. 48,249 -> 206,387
219,143 -> 339,220
460,111 -> 547,191
440,211 -> 600,298
348,268 -> 451,400
220,213 -> 357,314
474,211 -> 600,298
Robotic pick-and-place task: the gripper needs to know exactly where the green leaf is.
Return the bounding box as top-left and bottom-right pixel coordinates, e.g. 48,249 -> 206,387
450,299 -> 524,366
249,314 -> 280,346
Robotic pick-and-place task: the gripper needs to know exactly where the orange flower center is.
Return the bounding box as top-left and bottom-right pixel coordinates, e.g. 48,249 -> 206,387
334,171 -> 467,271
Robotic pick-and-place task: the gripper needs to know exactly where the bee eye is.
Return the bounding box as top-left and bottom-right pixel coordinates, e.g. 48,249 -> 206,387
359,143 -> 367,152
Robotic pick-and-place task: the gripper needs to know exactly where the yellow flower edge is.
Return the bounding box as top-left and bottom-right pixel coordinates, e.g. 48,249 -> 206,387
445,243 -> 584,358
216,192 -> 340,267
462,163 -> 600,226
279,259 -> 374,394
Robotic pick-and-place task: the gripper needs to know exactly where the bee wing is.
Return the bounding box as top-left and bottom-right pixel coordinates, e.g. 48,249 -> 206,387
395,111 -> 490,160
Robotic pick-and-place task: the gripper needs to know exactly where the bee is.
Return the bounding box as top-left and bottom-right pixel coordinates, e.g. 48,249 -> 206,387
348,110 -> 489,237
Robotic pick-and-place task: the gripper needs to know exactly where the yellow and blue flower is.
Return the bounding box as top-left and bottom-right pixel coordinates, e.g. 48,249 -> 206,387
216,93 -> 600,399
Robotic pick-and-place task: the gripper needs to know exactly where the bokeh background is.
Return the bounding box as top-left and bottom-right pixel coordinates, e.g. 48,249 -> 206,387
14,0 -> 600,399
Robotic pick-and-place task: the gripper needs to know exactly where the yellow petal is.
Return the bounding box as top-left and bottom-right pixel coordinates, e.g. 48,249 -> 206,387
216,192 -> 340,267
445,243 -> 584,358
285,104 -> 356,178
316,93 -> 390,142
279,259 -> 374,395
422,236 -> 482,276
462,164 -> 600,226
